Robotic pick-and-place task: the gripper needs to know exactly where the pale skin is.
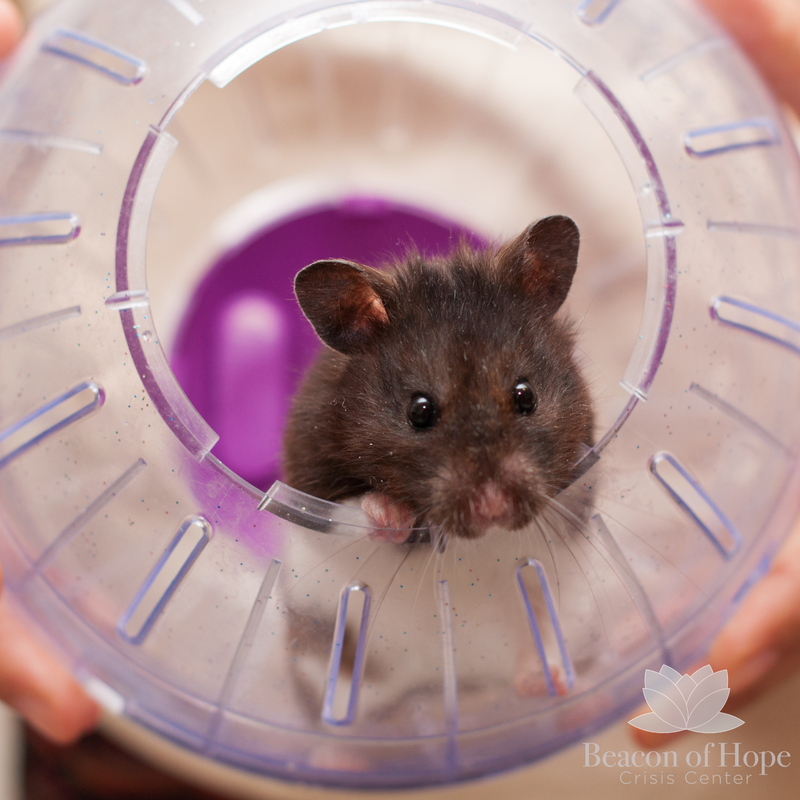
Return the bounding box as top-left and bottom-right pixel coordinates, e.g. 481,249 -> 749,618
0,0 -> 799,746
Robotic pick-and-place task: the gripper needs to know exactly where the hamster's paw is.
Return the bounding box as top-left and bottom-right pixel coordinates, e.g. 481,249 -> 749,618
514,654 -> 570,697
361,493 -> 416,543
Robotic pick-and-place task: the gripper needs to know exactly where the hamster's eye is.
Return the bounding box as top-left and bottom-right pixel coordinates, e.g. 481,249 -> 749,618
513,380 -> 537,415
407,394 -> 438,429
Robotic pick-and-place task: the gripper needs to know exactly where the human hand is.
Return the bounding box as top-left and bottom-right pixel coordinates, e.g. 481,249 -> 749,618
628,0 -> 800,749
655,0 -> 800,730
698,0 -> 800,117
0,0 -> 98,745
632,514 -> 800,748
0,0 -> 22,59
0,561 -> 100,743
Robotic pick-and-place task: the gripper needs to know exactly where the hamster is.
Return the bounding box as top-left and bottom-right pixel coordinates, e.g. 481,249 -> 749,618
281,215 -> 594,543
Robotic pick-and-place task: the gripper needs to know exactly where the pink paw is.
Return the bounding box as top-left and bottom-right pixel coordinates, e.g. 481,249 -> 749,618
361,493 -> 417,543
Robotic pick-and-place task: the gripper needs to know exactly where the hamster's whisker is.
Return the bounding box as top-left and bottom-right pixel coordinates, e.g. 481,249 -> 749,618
541,495 -> 653,645
530,513 -> 563,604
541,494 -> 589,535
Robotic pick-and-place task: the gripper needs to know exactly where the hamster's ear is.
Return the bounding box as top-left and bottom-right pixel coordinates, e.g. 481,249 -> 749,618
507,215 -> 579,315
294,259 -> 391,354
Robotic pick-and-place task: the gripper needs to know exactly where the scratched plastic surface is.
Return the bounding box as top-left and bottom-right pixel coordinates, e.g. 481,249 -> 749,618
2,0 -> 800,790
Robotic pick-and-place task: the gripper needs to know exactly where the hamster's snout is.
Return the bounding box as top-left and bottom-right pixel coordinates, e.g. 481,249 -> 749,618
428,452 -> 544,539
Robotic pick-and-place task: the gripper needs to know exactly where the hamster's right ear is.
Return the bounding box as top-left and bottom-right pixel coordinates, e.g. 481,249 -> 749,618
294,259 -> 391,354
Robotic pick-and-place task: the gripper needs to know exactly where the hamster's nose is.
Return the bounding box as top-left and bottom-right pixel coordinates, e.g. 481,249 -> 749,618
472,481 -> 512,523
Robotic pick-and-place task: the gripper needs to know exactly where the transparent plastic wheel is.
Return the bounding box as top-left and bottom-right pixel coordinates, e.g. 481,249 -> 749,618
1,0 -> 800,789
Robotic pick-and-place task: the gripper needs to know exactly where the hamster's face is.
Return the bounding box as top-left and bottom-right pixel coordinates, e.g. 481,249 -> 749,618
343,281 -> 593,540
289,216 -> 593,539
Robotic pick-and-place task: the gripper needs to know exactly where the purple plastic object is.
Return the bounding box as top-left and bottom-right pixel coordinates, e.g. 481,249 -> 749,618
171,197 -> 480,488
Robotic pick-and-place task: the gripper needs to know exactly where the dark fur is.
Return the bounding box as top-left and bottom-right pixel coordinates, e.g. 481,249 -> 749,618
282,216 -> 594,539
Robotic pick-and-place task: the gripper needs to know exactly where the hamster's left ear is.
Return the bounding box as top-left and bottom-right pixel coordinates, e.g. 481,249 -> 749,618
294,259 -> 391,354
507,215 -> 580,315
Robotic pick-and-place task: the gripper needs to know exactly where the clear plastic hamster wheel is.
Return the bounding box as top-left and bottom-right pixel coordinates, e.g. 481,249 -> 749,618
2,0 -> 800,790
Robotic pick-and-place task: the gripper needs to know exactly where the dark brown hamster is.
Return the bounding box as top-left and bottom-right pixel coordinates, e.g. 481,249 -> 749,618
281,215 -> 593,541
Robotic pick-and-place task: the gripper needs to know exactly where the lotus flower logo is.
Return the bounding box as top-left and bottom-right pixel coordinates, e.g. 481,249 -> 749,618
628,665 -> 744,734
